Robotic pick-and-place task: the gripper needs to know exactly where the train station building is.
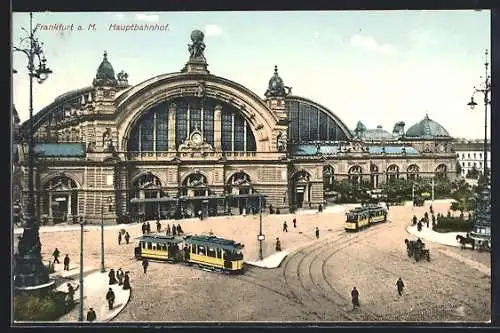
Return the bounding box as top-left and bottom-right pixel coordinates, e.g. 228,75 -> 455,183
16,30 -> 457,224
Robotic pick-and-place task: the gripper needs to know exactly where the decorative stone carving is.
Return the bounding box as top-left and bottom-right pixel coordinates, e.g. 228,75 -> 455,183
102,128 -> 114,152
117,70 -> 129,87
188,30 -> 206,62
178,124 -> 214,152
196,81 -> 205,97
277,131 -> 287,152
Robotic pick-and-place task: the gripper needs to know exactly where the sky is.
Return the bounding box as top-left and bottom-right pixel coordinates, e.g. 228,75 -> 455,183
12,10 -> 490,139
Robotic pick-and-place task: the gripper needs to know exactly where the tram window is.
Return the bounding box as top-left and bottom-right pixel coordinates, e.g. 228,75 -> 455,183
198,246 -> 206,256
161,244 -> 167,251
147,242 -> 152,250
216,248 -> 222,258
223,249 -> 228,259
346,214 -> 358,222
191,244 -> 197,253
141,242 -> 145,249
207,247 -> 216,258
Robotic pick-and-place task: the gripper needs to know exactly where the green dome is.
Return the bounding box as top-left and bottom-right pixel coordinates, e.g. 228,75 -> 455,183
405,114 -> 450,138
96,51 -> 115,79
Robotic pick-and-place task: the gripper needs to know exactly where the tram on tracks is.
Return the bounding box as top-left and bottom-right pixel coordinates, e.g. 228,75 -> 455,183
134,234 -> 245,273
344,204 -> 388,232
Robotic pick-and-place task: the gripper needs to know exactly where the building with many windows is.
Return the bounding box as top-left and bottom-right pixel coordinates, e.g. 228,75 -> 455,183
15,30 -> 457,224
453,138 -> 491,178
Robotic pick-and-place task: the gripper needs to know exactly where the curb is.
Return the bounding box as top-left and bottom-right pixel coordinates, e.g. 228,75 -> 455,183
105,288 -> 131,322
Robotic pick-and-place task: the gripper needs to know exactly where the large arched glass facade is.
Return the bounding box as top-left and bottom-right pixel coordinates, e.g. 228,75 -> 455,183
127,97 -> 257,152
286,98 -> 350,143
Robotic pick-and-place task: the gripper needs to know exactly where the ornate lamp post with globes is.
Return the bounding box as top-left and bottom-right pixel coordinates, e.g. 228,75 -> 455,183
13,12 -> 54,290
466,49 -> 491,249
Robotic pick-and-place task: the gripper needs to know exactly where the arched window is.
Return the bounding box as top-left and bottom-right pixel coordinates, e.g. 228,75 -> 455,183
348,165 -> 363,186
131,173 -> 162,199
286,99 -> 350,143
127,97 -> 257,153
386,164 -> 400,182
181,172 -> 209,197
407,164 -> 420,180
227,171 -> 252,195
41,175 -> 78,223
435,164 -> 447,179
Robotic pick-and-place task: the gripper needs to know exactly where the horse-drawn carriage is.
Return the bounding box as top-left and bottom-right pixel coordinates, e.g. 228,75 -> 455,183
404,238 -> 430,262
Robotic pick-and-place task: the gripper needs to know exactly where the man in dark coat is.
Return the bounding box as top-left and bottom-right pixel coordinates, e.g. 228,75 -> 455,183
52,248 -> 60,264
396,277 -> 405,296
177,224 -> 183,235
63,254 -> 70,271
106,288 -> 115,310
283,221 -> 288,232
86,307 -> 97,322
108,269 -> 117,285
142,258 -> 149,274
146,221 -> 151,233
156,219 -> 161,233
124,232 -> 130,244
315,227 -> 320,239
293,218 -> 297,228
116,268 -> 124,286
275,237 -> 281,251
123,272 -> 131,290
141,222 -> 146,235
118,231 -> 122,245
351,287 -> 360,310
166,224 -> 171,236
412,215 -> 418,225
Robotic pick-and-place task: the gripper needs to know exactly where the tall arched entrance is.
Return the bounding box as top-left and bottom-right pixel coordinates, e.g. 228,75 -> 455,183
227,171 -> 257,215
291,170 -> 311,208
130,172 -> 170,220
41,175 -> 79,224
348,165 -> 363,189
180,172 -> 216,218
435,164 -> 448,180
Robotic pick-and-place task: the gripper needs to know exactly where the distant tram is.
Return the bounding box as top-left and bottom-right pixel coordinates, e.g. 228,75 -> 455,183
344,204 -> 388,232
134,234 -> 245,273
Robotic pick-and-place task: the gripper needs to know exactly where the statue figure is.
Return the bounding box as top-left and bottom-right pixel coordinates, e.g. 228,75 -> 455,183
188,30 -> 206,62
277,131 -> 287,152
117,70 -> 129,87
102,128 -> 114,152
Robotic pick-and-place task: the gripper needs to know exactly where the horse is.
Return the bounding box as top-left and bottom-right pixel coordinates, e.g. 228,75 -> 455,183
456,235 -> 475,250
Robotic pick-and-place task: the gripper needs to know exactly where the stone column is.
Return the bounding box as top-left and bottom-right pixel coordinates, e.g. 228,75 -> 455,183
48,193 -> 53,217
214,105 -> 222,151
167,103 -> 177,151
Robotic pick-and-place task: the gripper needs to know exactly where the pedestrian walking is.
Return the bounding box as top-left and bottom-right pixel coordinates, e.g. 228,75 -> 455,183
396,277 -> 405,296
166,224 -> 171,236
117,268 -> 124,286
142,258 -> 149,274
156,219 -> 161,233
275,237 -> 281,251
108,268 -> 117,285
141,222 -> 146,235
118,231 -> 122,245
52,248 -> 60,264
66,283 -> 79,309
293,218 -> 297,228
106,288 -> 115,310
63,254 -> 70,271
146,221 -> 151,233
429,205 -> 434,215
123,271 -> 131,290
124,232 -> 130,244
283,221 -> 288,232
351,287 -> 360,310
315,227 -> 320,239
177,224 -> 183,235
86,307 -> 97,322
172,226 -> 177,236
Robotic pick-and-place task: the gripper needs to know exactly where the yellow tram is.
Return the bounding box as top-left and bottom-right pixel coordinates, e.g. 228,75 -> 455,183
134,234 -> 245,273
344,204 -> 388,232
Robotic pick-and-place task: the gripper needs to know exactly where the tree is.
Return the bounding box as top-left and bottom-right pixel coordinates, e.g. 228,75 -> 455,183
455,161 -> 462,175
466,166 -> 480,179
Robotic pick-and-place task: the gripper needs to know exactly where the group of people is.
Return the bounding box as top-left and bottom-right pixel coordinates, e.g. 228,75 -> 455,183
52,248 -> 71,271
412,205 -> 436,232
141,220 -> 185,237
350,278 -> 406,310
117,230 -> 131,245
165,223 -> 184,236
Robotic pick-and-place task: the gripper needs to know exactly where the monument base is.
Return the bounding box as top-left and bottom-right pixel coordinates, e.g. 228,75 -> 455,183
14,254 -> 54,294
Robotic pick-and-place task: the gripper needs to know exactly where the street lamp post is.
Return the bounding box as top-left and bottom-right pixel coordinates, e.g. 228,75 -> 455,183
467,49 -> 491,248
13,12 -> 54,290
78,221 -> 84,321
258,195 -> 264,260
101,206 -> 105,273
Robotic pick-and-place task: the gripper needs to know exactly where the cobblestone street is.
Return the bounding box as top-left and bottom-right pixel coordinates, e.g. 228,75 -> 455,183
32,202 -> 490,322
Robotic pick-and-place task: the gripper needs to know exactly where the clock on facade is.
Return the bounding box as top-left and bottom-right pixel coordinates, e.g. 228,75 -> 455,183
192,132 -> 203,145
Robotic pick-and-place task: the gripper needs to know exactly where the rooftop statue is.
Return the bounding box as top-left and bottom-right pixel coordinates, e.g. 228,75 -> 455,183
188,30 -> 206,62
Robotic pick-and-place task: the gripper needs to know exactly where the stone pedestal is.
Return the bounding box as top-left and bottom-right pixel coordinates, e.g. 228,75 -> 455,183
182,59 -> 209,74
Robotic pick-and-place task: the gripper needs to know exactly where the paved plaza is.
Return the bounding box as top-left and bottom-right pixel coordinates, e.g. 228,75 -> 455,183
27,201 -> 490,322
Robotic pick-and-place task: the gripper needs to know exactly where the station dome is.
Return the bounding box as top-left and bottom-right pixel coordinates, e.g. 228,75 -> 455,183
93,51 -> 117,86
405,114 -> 450,138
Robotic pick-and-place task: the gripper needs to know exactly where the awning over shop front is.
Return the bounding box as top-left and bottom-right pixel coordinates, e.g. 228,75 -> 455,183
130,197 -> 178,204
